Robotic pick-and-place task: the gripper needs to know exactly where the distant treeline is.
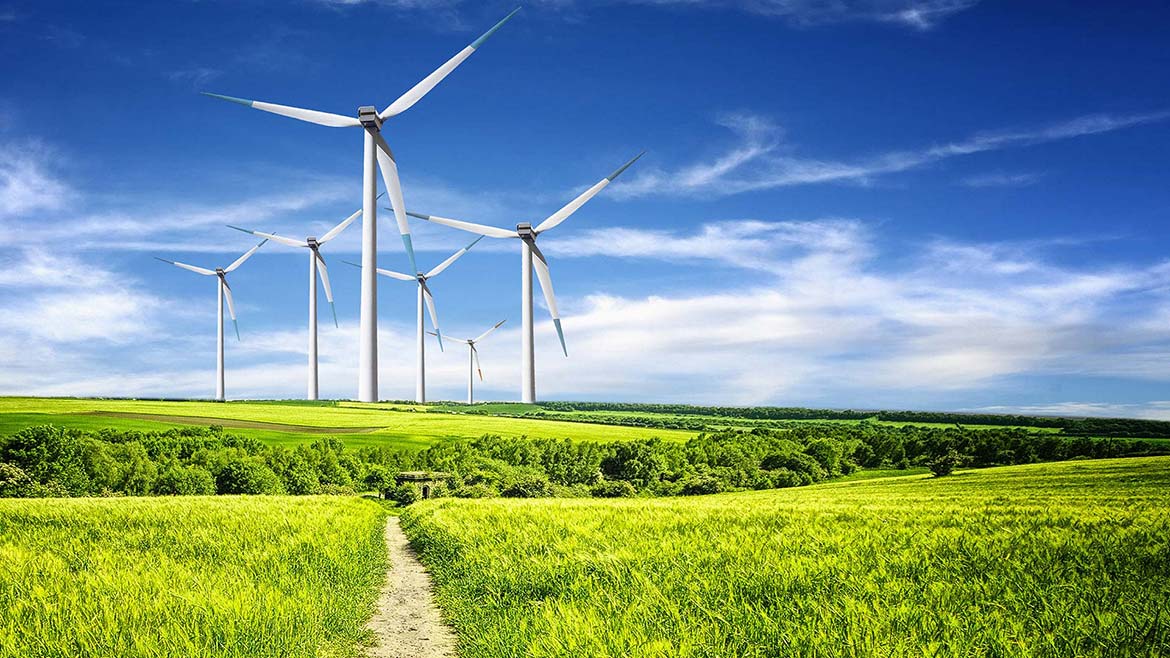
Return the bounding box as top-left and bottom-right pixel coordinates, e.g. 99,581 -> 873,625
535,402 -> 1170,437
1,422 -> 1165,501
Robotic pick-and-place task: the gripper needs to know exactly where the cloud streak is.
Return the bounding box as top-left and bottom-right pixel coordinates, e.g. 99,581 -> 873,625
613,110 -> 1170,198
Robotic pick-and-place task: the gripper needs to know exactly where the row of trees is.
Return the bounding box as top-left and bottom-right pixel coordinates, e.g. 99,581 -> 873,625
2,422 -> 1164,501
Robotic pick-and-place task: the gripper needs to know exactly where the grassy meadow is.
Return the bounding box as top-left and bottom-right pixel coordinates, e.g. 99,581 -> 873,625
0,397 -> 699,449
0,496 -> 387,658
402,457 -> 1170,658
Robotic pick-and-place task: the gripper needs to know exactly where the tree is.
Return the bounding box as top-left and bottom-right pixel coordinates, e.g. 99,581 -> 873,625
501,473 -> 554,498
215,459 -> 284,495
155,464 -> 216,495
928,450 -> 963,477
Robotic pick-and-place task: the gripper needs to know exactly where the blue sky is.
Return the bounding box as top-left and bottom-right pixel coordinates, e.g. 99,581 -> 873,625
2,0 -> 1170,416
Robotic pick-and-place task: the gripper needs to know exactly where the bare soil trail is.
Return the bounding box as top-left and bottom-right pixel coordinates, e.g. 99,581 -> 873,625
366,517 -> 459,658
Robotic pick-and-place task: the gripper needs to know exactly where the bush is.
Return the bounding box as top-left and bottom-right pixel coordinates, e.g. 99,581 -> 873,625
386,483 -> 421,507
680,474 -> 724,496
215,459 -> 284,495
451,483 -> 498,498
590,479 -> 636,498
928,450 -> 964,477
0,463 -> 41,498
154,464 -> 216,496
501,473 -> 554,498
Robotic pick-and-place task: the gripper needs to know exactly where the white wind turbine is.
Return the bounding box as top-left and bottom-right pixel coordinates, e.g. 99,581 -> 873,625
343,235 -> 483,404
408,153 -> 643,402
155,240 -> 267,402
432,319 -> 507,404
202,6 -> 520,403
227,201 -> 373,401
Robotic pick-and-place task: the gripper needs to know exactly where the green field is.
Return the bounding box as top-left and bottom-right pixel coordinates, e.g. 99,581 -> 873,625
0,398 -> 699,449
402,457 -> 1170,658
0,495 -> 387,658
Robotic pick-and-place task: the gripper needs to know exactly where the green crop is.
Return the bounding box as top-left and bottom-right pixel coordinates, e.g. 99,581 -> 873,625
403,457 -> 1170,658
0,496 -> 387,658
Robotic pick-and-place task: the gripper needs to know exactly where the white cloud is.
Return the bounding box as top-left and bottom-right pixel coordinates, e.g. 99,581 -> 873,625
613,111 -> 1170,199
968,402 -> 1170,421
0,141 -> 70,218
960,171 -> 1044,188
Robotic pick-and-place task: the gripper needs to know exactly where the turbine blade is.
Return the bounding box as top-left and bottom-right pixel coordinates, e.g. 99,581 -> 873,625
530,243 -> 566,356
221,278 -> 240,340
201,93 -> 361,128
155,257 -> 215,276
318,208 -> 361,244
226,225 -> 307,248
474,318 -> 507,343
371,133 -> 419,275
406,211 -> 519,239
375,267 -> 415,281
314,252 -> 339,328
534,153 -> 644,234
472,345 -> 484,381
380,7 -> 521,119
425,236 -> 483,278
420,280 -> 443,351
225,239 -> 268,273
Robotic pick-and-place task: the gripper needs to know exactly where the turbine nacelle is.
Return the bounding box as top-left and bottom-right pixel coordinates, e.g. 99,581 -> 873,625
357,106 -> 383,130
306,238 -> 320,250
516,222 -> 536,240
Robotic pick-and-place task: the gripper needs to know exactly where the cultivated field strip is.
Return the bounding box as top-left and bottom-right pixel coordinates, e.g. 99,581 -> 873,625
0,496 -> 387,658
402,457 -> 1170,658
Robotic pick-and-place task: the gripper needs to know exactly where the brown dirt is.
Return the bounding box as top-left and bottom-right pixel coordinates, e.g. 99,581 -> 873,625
366,517 -> 459,658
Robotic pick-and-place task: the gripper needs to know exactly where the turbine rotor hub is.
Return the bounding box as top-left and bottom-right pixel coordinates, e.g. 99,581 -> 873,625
516,222 -> 536,240
358,106 -> 382,130
307,238 -> 319,249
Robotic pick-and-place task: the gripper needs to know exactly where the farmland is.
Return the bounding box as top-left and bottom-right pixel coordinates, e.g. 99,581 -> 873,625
402,457 -> 1170,658
0,496 -> 387,658
0,398 -> 700,449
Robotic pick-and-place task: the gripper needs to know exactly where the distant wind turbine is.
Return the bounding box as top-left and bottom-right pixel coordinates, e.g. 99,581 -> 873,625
409,153 -> 643,402
433,319 -> 507,404
227,200 -> 375,401
344,235 -> 483,403
155,240 -> 267,402
201,6 -> 521,402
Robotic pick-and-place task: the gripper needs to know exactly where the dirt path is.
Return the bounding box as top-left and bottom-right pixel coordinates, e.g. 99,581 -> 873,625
366,517 -> 459,658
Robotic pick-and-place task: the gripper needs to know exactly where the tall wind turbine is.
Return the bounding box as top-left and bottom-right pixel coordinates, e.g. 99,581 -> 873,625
433,319 -> 507,404
227,201 -> 372,401
155,240 -> 267,402
409,153 -> 643,402
202,6 -> 521,403
344,235 -> 483,403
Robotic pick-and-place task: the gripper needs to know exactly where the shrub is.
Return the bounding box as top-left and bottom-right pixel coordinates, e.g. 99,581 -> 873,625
452,483 -> 498,498
929,450 -> 964,477
154,465 -> 216,496
680,474 -> 724,496
0,463 -> 40,498
590,479 -> 636,498
215,459 -> 284,495
386,483 -> 421,507
501,473 -> 554,498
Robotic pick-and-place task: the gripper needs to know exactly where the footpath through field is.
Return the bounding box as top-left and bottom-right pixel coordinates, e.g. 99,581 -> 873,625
366,518 -> 458,658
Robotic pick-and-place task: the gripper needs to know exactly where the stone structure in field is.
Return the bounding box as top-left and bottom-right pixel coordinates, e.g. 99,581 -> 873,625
394,471 -> 451,499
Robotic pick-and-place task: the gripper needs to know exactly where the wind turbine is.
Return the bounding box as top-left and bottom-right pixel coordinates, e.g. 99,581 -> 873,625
433,319 -> 507,404
202,6 -> 521,403
344,235 -> 483,403
408,153 -> 643,402
227,201 -> 373,401
155,240 -> 268,402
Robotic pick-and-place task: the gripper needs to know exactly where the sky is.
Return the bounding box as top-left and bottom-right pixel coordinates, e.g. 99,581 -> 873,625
1,0 -> 1169,416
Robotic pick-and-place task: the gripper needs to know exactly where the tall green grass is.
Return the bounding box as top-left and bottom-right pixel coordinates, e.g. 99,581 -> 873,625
403,457 -> 1170,657
0,496 -> 387,657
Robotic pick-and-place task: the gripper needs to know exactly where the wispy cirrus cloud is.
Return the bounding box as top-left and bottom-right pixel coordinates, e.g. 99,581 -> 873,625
0,141 -> 71,218
959,171 -> 1045,188
613,110 -> 1170,199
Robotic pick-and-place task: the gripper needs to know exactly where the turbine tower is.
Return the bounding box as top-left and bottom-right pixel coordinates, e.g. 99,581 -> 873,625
202,7 -> 520,402
344,235 -> 482,403
434,319 -> 507,404
409,153 -> 642,402
227,201 -> 372,400
155,240 -> 267,401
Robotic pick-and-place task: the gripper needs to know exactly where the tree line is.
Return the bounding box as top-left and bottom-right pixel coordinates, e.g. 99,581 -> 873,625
1,422 -> 1164,501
